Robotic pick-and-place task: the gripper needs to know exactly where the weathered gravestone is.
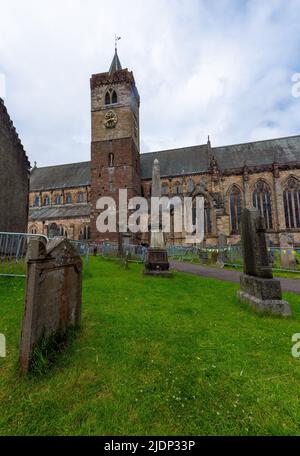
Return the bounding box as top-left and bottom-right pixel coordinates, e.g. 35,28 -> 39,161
217,233 -> 228,266
19,237 -> 82,374
237,208 -> 291,317
279,233 -> 296,270
199,240 -> 209,264
211,250 -> 219,264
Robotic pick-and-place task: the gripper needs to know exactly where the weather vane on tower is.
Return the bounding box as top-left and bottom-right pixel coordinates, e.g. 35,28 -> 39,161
115,34 -> 121,52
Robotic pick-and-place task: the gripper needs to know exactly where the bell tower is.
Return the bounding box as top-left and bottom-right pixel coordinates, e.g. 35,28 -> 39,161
90,47 -> 141,242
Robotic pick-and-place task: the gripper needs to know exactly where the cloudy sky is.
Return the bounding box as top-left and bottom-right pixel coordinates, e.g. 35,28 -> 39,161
0,0 -> 300,167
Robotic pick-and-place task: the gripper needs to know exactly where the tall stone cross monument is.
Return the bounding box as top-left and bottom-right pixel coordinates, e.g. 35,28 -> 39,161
144,159 -> 171,276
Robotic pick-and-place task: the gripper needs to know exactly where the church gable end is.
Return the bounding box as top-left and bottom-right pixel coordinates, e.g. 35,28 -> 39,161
0,98 -> 30,233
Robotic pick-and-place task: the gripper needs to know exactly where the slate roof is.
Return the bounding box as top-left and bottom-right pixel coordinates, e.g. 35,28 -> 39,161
109,50 -> 122,74
29,134 -> 300,191
213,135 -> 300,172
140,135 -> 300,179
29,204 -> 91,221
140,144 -> 209,179
30,161 -> 90,191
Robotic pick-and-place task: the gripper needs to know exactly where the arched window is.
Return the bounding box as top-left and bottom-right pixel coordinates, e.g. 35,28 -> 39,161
105,91 -> 111,105
230,186 -> 242,233
204,200 -> 212,234
187,179 -> 194,193
55,195 -> 61,205
108,153 -> 114,167
48,223 -> 59,237
173,182 -> 182,195
33,195 -> 40,207
105,89 -> 118,105
162,183 -> 168,195
59,225 -> 68,237
192,199 -> 212,235
111,90 -> 117,104
43,195 -> 50,206
252,181 -> 273,229
77,192 -> 84,203
30,226 -> 37,235
79,225 -> 91,240
66,193 -> 72,204
283,177 -> 300,229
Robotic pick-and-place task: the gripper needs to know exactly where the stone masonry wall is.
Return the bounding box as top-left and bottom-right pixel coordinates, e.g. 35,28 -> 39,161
28,163 -> 300,245
90,137 -> 141,242
0,98 -> 30,233
29,186 -> 90,207
28,216 -> 90,240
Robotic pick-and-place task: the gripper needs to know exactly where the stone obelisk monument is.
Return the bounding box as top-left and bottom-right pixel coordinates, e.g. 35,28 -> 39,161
144,159 -> 171,276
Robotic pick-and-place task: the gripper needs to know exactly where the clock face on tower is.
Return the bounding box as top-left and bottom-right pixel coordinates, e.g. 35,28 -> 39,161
104,110 -> 118,129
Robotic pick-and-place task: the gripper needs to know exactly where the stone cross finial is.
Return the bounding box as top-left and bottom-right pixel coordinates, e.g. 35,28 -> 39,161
207,135 -> 212,158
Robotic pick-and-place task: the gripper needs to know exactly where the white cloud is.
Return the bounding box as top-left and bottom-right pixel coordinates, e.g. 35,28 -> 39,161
0,0 -> 299,166
0,72 -> 6,99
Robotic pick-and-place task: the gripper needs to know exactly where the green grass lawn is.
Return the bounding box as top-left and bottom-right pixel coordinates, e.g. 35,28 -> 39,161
0,257 -> 300,436
0,259 -> 26,277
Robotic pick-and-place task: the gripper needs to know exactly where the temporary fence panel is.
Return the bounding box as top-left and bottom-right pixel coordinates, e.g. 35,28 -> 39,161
91,242 -> 147,263
0,232 -> 48,278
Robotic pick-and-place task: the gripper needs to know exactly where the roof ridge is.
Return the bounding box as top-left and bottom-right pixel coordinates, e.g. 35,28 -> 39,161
213,134 -> 300,150
142,134 -> 300,157
32,160 -> 90,170
142,143 -> 207,156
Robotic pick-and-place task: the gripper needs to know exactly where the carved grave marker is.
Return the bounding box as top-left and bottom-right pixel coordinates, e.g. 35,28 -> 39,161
237,209 -> 291,317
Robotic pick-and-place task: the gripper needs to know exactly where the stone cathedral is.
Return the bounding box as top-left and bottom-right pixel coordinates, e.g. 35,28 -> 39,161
29,50 -> 300,248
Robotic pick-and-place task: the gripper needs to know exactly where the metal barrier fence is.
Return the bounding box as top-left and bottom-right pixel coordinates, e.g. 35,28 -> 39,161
167,245 -> 199,262
0,232 -> 48,278
79,242 -> 300,272
91,242 -> 147,263
0,232 -> 90,278
0,233 -> 144,278
69,240 -> 90,271
167,244 -> 300,272
2,231 -> 299,278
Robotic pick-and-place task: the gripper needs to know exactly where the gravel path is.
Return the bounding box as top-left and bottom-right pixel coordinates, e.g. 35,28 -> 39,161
170,261 -> 300,295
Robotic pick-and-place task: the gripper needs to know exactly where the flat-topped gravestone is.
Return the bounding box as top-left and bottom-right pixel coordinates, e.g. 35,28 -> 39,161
237,208 -> 291,317
279,233 -> 296,270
